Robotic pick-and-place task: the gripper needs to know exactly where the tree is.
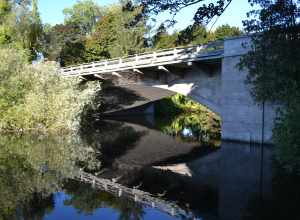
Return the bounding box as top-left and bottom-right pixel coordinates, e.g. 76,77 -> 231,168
84,1 -> 147,61
0,0 -> 11,19
139,0 -> 233,25
63,0 -> 102,35
28,0 -> 43,59
152,24 -> 177,49
213,24 -> 242,40
177,23 -> 211,46
239,0 -> 300,173
0,0 -> 43,60
42,23 -> 86,66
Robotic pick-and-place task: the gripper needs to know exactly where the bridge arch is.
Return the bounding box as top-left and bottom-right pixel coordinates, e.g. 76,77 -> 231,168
62,36 -> 277,143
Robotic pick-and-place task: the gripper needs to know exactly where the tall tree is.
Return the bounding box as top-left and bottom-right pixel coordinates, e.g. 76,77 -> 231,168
84,1 -> 147,61
239,0 -> 300,172
177,23 -> 211,46
152,23 -> 178,49
213,24 -> 242,40
63,0 -> 102,35
42,23 -> 86,66
28,0 -> 43,59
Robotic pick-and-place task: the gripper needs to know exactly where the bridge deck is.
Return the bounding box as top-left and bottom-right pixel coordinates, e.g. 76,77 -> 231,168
61,41 -> 224,77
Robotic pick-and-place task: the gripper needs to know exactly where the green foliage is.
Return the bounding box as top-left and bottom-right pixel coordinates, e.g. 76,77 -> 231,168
240,0 -> 300,173
84,3 -> 147,61
152,24 -> 177,49
63,0 -> 102,35
273,100 -> 300,174
42,23 -> 86,66
155,94 -> 221,146
0,0 -> 43,60
0,48 -> 99,133
153,23 -> 241,49
177,23 -> 211,46
213,24 -> 242,40
0,0 -> 10,17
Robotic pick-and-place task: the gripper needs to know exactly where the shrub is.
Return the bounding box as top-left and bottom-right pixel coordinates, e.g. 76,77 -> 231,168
0,47 -> 99,133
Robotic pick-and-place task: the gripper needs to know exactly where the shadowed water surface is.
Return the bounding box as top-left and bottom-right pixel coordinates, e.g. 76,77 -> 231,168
0,116 -> 299,220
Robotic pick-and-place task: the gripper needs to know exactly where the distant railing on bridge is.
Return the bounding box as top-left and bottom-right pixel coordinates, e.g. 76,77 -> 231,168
75,171 -> 194,218
61,41 -> 224,77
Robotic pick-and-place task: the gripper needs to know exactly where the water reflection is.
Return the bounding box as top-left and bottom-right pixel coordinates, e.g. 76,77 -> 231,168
0,117 -> 299,220
0,134 -> 100,220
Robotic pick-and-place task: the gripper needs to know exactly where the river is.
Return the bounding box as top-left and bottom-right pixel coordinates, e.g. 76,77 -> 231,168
0,114 -> 299,220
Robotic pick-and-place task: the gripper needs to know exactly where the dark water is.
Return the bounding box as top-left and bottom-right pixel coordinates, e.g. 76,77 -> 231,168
0,115 -> 299,220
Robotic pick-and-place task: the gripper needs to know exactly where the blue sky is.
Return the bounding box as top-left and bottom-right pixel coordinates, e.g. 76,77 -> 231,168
38,0 -> 253,31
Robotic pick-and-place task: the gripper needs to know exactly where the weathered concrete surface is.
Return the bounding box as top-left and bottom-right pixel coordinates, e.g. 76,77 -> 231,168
220,36 -> 276,143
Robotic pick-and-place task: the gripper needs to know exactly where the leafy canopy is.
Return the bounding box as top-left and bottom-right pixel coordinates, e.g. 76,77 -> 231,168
63,0 -> 102,35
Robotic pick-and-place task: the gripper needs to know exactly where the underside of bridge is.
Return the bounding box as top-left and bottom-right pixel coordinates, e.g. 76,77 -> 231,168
62,36 -> 276,144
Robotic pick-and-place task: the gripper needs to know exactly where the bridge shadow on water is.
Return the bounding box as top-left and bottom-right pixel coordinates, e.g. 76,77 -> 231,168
0,99 -> 299,220
77,102 -> 276,220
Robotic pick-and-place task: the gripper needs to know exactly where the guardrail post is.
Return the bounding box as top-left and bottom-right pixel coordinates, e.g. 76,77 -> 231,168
196,45 -> 202,53
118,189 -> 122,197
104,60 -> 108,70
171,208 -> 175,216
173,48 -> 178,59
152,52 -> 157,63
119,58 -> 122,68
135,54 -> 139,67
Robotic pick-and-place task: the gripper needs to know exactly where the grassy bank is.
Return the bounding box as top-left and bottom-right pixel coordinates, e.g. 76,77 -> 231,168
0,48 -> 99,134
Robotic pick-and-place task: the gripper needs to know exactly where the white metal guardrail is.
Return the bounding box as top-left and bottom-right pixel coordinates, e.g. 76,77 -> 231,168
61,41 -> 224,77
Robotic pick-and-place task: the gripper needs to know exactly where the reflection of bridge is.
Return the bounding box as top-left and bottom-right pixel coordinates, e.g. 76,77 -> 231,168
61,36 -> 276,143
75,171 -> 193,219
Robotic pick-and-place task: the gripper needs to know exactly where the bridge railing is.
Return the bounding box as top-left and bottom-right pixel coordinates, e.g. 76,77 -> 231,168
61,41 -> 224,77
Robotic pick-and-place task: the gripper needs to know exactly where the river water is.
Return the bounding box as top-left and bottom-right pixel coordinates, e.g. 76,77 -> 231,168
0,115 -> 299,220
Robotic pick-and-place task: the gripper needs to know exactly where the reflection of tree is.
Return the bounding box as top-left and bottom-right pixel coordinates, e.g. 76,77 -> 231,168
79,112 -> 147,166
243,166 -> 300,220
0,135 -> 99,220
63,180 -> 145,220
156,113 -> 221,147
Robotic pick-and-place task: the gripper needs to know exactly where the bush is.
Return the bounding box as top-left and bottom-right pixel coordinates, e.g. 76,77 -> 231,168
274,100 -> 300,174
0,47 -> 99,133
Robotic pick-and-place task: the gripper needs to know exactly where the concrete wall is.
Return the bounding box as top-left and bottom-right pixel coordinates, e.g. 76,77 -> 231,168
221,36 -> 276,143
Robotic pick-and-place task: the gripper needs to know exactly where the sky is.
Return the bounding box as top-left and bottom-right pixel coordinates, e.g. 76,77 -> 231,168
38,0 -> 254,31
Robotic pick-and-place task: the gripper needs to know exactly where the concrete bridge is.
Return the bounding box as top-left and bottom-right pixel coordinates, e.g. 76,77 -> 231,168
61,36 -> 276,143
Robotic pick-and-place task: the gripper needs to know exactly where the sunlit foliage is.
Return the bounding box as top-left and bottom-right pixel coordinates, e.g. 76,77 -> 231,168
84,2 -> 148,61
63,0 -> 102,35
0,48 -> 99,133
